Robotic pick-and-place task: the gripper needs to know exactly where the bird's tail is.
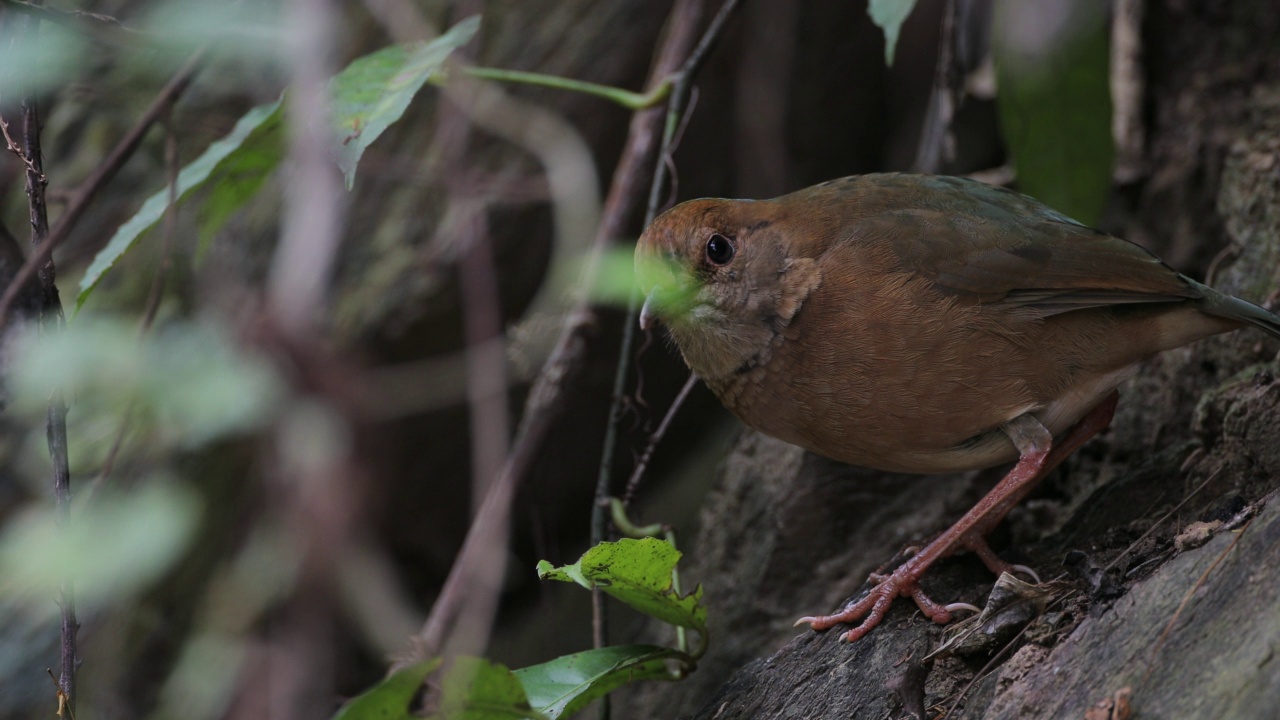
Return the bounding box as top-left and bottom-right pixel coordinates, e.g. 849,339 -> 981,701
1190,279 -> 1280,340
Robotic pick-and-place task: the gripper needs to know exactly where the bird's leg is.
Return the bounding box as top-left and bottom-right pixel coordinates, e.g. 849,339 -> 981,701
796,391 -> 1119,643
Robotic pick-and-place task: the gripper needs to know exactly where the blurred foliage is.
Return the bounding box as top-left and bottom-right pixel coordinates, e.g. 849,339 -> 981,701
584,246 -> 644,307
868,0 -> 920,66
993,0 -> 1113,224
0,480 -> 198,617
0,17 -> 85,96
10,317 -> 280,453
79,16 -> 479,311
140,0 -> 287,71
78,101 -> 284,309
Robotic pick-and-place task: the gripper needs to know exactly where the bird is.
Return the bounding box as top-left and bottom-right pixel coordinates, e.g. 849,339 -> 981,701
633,172 -> 1280,644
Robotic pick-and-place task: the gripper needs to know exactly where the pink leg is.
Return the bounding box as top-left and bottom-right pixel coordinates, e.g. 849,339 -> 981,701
797,392 -> 1118,643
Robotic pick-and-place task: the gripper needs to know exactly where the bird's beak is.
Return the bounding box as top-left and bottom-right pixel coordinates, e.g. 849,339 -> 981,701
639,291 -> 657,331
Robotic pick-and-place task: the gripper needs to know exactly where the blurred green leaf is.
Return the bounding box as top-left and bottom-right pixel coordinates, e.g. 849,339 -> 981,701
433,657 -> 546,720
0,482 -> 199,613
537,538 -> 706,632
141,0 -> 287,68
584,247 -> 642,307
332,659 -> 440,720
868,0 -> 919,66
0,20 -> 86,98
156,524 -> 301,720
514,646 -> 683,719
332,16 -> 480,189
155,634 -> 247,720
630,251 -> 701,323
994,0 -> 1113,225
77,100 -> 285,311
11,317 -> 281,449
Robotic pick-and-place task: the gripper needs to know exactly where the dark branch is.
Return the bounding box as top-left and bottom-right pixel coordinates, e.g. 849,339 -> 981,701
0,48 -> 205,329
15,9 -> 77,712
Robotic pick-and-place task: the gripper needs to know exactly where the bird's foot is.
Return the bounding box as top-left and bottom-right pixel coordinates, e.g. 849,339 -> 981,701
961,531 -> 1041,584
795,566 -> 954,643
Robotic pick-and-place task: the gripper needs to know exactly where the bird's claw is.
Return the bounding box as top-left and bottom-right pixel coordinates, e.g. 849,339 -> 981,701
795,568 -> 955,643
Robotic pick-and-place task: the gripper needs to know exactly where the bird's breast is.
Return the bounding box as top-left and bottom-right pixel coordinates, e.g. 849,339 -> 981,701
701,272 -> 1050,473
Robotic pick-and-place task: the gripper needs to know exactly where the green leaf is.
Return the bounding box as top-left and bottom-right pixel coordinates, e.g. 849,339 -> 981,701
514,646 -> 684,719
537,538 -> 706,632
581,247 -> 641,307
332,660 -> 440,720
193,105 -> 287,261
993,0 -> 1113,225
76,15 -> 480,311
10,317 -> 281,451
0,481 -> 200,614
332,15 -> 480,189
76,99 -> 285,312
0,20 -> 86,98
433,657 -> 546,720
868,0 -> 919,66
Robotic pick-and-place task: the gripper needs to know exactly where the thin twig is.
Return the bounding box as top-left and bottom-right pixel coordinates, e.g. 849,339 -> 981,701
139,112 -> 180,331
1,0 -> 138,36
404,0 -> 726,670
85,113 -> 184,504
267,0 -> 344,335
458,209 -> 510,515
588,0 -> 709,661
646,0 -> 743,216
233,1 -> 347,717
0,48 -> 206,330
622,372 -> 698,505
0,113 -> 42,177
938,589 -> 1080,719
589,0 -> 742,661
16,9 -> 78,712
1104,468 -> 1220,572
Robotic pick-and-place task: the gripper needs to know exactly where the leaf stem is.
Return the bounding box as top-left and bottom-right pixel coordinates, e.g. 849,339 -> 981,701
460,66 -> 672,109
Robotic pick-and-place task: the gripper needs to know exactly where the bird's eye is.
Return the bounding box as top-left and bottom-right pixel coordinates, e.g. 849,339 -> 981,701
705,233 -> 735,265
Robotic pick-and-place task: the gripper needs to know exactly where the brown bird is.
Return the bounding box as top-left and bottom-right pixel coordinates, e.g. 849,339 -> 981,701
634,173 -> 1280,643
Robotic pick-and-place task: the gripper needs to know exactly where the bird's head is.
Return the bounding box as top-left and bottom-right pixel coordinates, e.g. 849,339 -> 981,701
634,198 -> 823,380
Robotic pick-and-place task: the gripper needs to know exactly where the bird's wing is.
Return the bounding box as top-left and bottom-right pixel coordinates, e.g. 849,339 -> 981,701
856,175 -> 1201,314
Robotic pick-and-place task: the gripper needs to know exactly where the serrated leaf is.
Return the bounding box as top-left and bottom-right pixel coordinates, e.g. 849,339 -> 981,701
433,657 -> 546,720
76,99 -> 284,312
332,16 -> 479,189
332,659 -> 440,720
868,0 -> 919,66
537,538 -> 706,631
993,0 -> 1113,225
514,646 -> 683,719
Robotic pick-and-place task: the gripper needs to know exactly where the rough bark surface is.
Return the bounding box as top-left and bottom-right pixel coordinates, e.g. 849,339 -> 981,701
622,3 -> 1280,718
